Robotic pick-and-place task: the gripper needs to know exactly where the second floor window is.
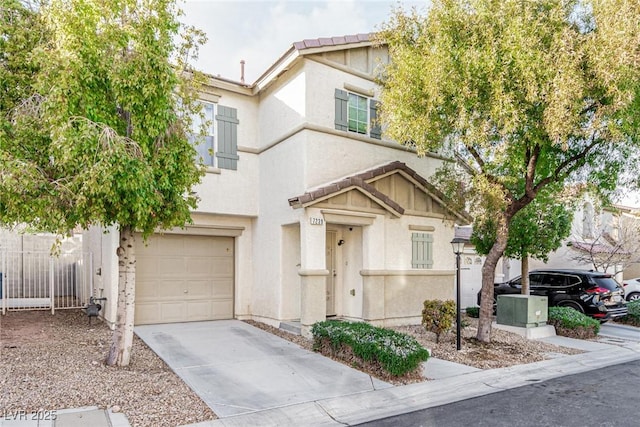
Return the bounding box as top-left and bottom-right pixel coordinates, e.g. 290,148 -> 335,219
190,101 -> 215,167
189,101 -> 239,170
348,93 -> 368,134
334,89 -> 381,139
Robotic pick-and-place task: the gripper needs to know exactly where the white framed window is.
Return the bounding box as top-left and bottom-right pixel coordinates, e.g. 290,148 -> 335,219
334,89 -> 381,139
188,101 -> 239,170
348,93 -> 368,134
190,101 -> 216,167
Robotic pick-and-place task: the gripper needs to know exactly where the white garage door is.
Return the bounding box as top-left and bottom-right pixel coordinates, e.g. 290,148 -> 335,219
135,234 -> 234,325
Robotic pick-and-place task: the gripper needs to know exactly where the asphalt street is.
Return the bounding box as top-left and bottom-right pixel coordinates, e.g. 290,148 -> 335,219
357,358 -> 640,427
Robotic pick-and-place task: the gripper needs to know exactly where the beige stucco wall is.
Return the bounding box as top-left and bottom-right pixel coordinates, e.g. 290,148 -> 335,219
362,270 -> 455,327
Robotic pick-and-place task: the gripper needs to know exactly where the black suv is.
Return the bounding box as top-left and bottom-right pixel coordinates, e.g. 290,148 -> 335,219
478,269 -> 628,321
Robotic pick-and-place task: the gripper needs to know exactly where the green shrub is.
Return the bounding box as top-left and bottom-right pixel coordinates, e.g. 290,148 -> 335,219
422,300 -> 456,342
465,306 -> 480,318
311,321 -> 429,377
617,300 -> 640,327
627,299 -> 640,318
548,306 -> 600,338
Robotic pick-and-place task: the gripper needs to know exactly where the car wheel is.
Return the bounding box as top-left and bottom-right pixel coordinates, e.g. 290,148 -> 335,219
627,292 -> 640,302
557,300 -> 584,313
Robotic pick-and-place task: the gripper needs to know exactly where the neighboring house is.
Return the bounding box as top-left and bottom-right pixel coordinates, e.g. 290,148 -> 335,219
82,34 -> 470,336
524,199 -> 640,283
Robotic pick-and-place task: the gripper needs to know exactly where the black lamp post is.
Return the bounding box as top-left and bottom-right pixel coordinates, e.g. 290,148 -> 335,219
451,237 -> 466,351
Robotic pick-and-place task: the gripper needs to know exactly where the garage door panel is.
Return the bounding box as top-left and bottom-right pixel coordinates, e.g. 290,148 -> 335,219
156,257 -> 187,276
186,301 -> 212,320
159,302 -> 188,323
187,280 -> 215,297
157,236 -> 185,255
210,258 -> 234,275
211,300 -> 233,318
135,233 -> 235,325
137,257 -> 159,276
158,280 -> 187,298
185,236 -> 232,254
209,279 -> 233,297
186,258 -> 216,275
137,279 -> 156,298
135,303 -> 161,325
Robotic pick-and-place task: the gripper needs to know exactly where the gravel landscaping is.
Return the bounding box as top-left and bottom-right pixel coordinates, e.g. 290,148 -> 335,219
246,317 -> 585,384
0,310 -> 589,425
0,310 -> 215,427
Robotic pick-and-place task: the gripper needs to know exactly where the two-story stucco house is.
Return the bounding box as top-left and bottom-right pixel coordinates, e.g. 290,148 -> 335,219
85,34 -> 469,336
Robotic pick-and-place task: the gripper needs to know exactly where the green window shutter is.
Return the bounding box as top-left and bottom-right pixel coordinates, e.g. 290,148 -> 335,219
369,99 -> 381,139
412,233 -> 434,269
216,105 -> 239,170
335,88 -> 348,131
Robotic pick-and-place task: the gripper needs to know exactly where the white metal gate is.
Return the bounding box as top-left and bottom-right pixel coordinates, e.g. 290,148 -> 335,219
1,250 -> 93,314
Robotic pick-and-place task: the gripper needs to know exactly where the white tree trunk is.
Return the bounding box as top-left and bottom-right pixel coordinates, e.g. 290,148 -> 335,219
106,226 -> 136,367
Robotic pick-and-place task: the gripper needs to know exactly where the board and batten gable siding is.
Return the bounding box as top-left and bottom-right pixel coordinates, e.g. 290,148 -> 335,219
216,105 -> 239,170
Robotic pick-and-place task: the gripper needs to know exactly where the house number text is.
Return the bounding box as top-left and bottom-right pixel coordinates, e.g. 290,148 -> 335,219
310,217 -> 324,225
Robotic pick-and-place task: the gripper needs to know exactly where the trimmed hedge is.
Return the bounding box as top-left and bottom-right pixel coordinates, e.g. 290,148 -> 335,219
617,299 -> 640,327
311,320 -> 429,377
548,306 -> 600,339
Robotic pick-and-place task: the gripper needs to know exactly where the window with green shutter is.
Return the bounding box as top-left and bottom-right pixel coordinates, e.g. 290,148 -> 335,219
412,233 -> 434,269
334,89 -> 381,139
188,101 -> 239,170
216,105 -> 239,170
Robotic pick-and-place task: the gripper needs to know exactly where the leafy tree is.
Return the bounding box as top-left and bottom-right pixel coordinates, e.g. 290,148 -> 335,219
0,0 -> 206,366
473,189 -> 573,294
378,0 -> 640,341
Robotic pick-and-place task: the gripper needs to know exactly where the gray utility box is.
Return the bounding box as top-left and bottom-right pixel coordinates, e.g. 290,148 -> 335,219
497,294 -> 548,328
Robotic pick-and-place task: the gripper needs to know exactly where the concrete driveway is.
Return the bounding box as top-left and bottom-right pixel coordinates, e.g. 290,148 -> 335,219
135,320 -> 391,417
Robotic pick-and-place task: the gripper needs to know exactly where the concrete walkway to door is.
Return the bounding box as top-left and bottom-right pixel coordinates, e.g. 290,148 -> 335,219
134,320 -> 392,418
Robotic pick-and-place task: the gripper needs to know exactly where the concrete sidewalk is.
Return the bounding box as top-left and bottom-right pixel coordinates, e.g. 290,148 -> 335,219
0,406 -> 129,427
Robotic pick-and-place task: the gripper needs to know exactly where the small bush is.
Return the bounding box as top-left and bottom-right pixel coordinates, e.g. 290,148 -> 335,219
465,306 -> 480,318
548,306 -> 600,339
617,300 -> 640,327
422,300 -> 456,343
311,321 -> 429,377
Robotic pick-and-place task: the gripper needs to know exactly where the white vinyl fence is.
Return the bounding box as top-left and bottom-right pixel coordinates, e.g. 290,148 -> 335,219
1,250 -> 93,314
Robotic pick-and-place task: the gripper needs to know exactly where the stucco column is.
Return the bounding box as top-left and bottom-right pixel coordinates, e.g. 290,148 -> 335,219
361,215 -> 385,270
360,216 -> 385,323
299,208 -> 328,337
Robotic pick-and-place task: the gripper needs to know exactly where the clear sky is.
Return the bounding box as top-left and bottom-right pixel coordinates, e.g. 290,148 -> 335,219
181,0 -> 430,83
